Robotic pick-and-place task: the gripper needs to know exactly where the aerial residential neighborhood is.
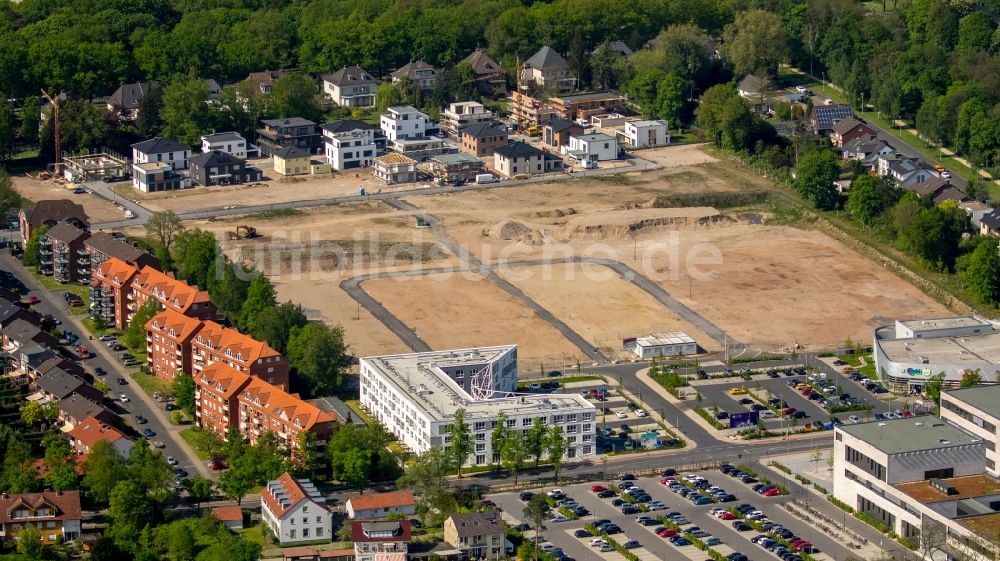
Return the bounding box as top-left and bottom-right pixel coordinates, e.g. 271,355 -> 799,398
0,1 -> 999,561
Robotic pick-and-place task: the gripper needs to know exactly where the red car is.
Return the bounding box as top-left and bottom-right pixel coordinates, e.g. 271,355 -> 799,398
658,528 -> 677,538
792,541 -> 813,551
592,484 -> 608,492
781,407 -> 796,417
902,410 -> 914,418
208,459 -> 228,471
719,512 -> 737,520
763,487 -> 782,497
26,295 -> 39,305
659,477 -> 676,484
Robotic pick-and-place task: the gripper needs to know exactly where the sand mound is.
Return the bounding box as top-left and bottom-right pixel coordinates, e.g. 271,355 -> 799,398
533,208 -> 578,218
489,219 -> 536,240
563,207 -> 731,239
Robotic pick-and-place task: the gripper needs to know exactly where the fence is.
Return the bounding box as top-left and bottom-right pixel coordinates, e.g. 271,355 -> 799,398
483,459 -> 724,494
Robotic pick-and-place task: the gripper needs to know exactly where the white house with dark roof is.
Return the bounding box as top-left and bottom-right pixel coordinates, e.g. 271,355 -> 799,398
322,120 -> 377,170
261,472 -> 331,545
390,60 -> 440,91
201,132 -> 251,160
323,66 -> 379,108
132,137 -> 190,170
520,46 -> 576,91
493,141 -> 544,178
106,81 -> 160,119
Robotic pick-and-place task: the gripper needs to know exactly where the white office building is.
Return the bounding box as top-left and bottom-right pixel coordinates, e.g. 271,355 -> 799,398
942,385 -> 1000,476
321,120 -> 377,170
359,346 -> 597,466
873,316 -> 1000,392
260,472 -> 332,545
625,332 -> 698,359
622,120 -> 670,148
201,132 -> 250,160
380,106 -> 431,142
831,418 -> 1000,561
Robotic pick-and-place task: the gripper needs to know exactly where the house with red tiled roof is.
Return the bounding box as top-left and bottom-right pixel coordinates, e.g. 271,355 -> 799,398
194,362 -> 253,436
237,376 -> 335,449
191,320 -> 289,389
90,258 -> 139,329
67,416 -> 133,457
0,490 -> 82,543
131,266 -> 218,322
351,520 -> 411,561
261,472 -> 331,545
212,506 -> 245,530
145,309 -> 203,381
345,490 -> 416,520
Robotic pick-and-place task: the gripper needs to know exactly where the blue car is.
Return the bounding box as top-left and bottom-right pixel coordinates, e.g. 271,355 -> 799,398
672,538 -> 692,547
142,428 -> 156,437
694,496 -> 714,505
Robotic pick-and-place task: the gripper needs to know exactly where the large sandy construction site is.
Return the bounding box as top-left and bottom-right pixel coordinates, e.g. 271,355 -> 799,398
192,145 -> 949,367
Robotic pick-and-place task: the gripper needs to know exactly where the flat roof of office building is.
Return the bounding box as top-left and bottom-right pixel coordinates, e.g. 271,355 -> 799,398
877,332 -> 1000,367
898,316 -> 993,332
944,385 -> 1000,416
361,346 -> 593,422
837,417 -> 981,455
896,474 -> 1000,504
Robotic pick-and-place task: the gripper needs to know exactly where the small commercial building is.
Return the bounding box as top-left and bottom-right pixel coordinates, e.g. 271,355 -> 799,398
373,153 -> 418,184
429,153 -> 485,184
625,332 -> 698,359
941,385 -> 1000,477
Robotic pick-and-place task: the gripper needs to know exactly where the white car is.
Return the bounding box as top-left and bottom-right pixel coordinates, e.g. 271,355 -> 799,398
166,456 -> 178,466
590,539 -> 607,547
119,394 -> 129,403
546,488 -> 564,497
550,514 -> 570,523
635,410 -> 647,417
795,85 -> 808,93
760,410 -> 776,419
616,411 -> 627,419
848,415 -> 860,424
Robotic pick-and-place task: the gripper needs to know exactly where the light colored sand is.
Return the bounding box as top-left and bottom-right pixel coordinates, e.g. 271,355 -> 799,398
13,176 -> 128,223
500,263 -> 719,359
636,143 -> 719,168
363,275 -> 588,368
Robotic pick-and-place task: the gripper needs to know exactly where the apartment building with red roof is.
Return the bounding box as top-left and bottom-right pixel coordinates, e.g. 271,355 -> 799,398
130,265 -> 218,323
261,472 -> 332,545
191,320 -> 288,390
90,258 -> 139,329
194,362 -> 252,436
237,377 -> 335,449
0,490 -> 82,543
145,309 -> 203,381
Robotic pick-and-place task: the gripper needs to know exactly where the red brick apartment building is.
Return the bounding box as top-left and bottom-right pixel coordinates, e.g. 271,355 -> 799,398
145,309 -> 202,380
191,320 -> 289,390
195,362 -> 335,450
91,258 -> 218,330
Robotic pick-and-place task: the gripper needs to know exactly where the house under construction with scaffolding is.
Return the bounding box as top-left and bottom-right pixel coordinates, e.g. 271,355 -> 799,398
61,151 -> 130,182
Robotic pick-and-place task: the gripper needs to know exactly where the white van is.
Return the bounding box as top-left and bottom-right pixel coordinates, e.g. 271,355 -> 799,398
475,173 -> 498,184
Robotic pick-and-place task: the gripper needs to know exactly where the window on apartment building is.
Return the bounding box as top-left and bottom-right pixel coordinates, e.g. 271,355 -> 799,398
507,419 -> 516,428
476,454 -> 486,465
289,529 -> 296,539
303,528 -> 310,538
317,527 -> 324,536
316,516 -> 322,523
988,459 -> 996,471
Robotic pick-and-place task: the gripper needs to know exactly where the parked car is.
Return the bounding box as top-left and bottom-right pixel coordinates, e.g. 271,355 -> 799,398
142,428 -> 155,437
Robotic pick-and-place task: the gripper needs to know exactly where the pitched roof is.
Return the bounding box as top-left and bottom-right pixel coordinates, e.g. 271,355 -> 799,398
391,60 -> 439,81
147,308 -> 203,342
132,137 -> 189,155
59,393 -> 113,424
376,153 -> 417,166
25,200 -> 89,231
322,66 -> 378,86
68,416 -> 128,449
738,75 -> 768,94
197,362 -> 252,400
463,49 -> 503,76
190,150 -> 247,167
246,70 -> 288,87
273,145 -> 309,160
0,491 -> 82,524
545,118 -> 581,133
204,79 -> 223,96
524,46 -> 568,70
93,257 -> 139,287
261,117 -> 317,128
261,472 -> 325,519
133,265 -> 211,314
811,105 -> 854,130
35,356 -> 85,378
933,186 -> 970,205
212,505 -> 243,522
347,490 -> 416,513
321,120 -> 376,134
459,123 -> 506,139
494,140 -> 543,158
85,233 -> 153,266
351,520 -> 412,542
35,369 -> 88,400
608,40 -> 633,57
982,209 -> 1000,230
44,221 -> 88,244
108,81 -> 160,110
5,318 -> 44,346
0,299 -> 34,327
239,376 -> 336,431
910,176 -> 950,198
193,320 -> 282,364
831,116 -> 873,136
448,510 -> 504,538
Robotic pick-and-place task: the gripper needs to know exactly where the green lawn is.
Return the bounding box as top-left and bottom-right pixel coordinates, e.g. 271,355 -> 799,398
81,318 -> 117,337
238,525 -> 266,548
837,354 -> 877,380
29,271 -> 90,314
131,371 -> 171,398
344,399 -> 374,425
179,427 -> 218,461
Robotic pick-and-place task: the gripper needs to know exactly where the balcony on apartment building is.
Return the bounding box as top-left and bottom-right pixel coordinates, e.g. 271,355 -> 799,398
39,245 -> 52,256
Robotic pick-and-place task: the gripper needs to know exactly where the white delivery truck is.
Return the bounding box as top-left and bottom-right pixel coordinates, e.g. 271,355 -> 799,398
475,173 -> 498,184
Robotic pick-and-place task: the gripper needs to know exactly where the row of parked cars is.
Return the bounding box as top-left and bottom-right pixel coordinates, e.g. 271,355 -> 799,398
100,334 -> 141,367
719,464 -> 783,496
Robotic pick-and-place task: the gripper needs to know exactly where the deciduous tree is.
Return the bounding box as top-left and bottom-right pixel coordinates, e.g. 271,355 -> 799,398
448,408 -> 472,476
172,374 -> 196,416
239,275 -> 275,330
525,417 -> 547,467
547,426 -> 567,482
721,10 -> 789,78
248,301 -> 308,355
107,480 -> 153,552
83,439 -> 128,504
846,175 -> 898,225
21,225 -> 47,269
123,298 -> 160,351
490,411 -> 510,471
962,237 -> 1000,305
501,430 -> 526,484
268,72 -> 324,123
145,211 -> 184,252
795,149 -> 841,210
162,76 -> 214,146
287,323 -> 348,396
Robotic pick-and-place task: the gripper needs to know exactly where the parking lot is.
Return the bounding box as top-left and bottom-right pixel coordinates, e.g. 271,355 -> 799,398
489,468 -> 863,561
694,365 -> 898,430
522,377 -> 681,454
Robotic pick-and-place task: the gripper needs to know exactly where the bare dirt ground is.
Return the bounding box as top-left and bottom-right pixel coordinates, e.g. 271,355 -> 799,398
13,176 -> 128,223
363,274 -> 588,368
499,263 -> 720,360
634,143 -> 719,168
114,169 -> 438,214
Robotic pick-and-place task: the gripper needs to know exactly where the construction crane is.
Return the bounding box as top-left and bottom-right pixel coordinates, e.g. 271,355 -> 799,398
40,88 -> 61,165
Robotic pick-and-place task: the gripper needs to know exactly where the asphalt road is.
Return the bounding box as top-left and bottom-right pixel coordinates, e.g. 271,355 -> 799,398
0,252 -> 209,480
